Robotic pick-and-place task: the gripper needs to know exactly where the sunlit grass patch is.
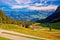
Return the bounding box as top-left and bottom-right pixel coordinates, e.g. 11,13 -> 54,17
0,37 -> 11,40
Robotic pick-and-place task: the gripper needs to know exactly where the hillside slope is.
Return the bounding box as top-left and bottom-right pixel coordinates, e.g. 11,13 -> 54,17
0,10 -> 16,24
36,6 -> 60,29
36,6 -> 60,23
0,10 -> 32,27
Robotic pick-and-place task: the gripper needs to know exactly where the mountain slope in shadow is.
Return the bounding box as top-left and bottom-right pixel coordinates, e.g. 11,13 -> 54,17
36,6 -> 60,23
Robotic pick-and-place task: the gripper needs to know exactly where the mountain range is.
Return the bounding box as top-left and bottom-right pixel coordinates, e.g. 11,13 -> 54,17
3,8 -> 55,21
36,6 -> 60,23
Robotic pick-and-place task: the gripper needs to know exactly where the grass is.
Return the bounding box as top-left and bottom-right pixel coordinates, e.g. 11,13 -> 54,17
0,37 -> 11,40
0,24 -> 60,40
40,23 -> 60,29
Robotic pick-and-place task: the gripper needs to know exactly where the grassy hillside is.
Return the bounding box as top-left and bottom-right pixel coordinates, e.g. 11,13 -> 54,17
0,10 -> 16,24
0,10 -> 33,27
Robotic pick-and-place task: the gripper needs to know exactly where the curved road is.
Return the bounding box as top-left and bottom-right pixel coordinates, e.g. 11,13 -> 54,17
0,29 -> 51,40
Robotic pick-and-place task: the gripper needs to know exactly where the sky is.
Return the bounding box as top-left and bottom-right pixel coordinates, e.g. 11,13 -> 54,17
0,0 -> 60,11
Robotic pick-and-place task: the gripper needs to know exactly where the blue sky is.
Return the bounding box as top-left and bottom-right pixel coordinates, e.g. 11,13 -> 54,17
0,0 -> 60,10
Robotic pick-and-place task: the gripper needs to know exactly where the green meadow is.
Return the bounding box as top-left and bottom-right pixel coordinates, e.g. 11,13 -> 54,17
0,37 -> 11,40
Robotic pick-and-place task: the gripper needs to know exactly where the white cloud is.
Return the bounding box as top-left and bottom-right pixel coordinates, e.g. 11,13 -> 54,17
28,5 -> 58,10
15,0 -> 31,5
35,3 -> 44,6
10,0 -> 58,10
11,5 -> 29,9
46,0 -> 59,1
11,5 -> 25,9
11,4 -> 58,11
11,0 -> 31,9
1,0 -> 17,6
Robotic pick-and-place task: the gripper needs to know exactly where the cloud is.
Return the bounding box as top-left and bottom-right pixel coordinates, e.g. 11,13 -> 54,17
11,5 -> 26,9
15,0 -> 31,5
11,0 -> 58,9
46,0 -> 59,1
11,5 -> 30,9
0,0 -> 17,6
34,3 -> 44,6
1,0 -> 59,10
28,5 -> 58,10
11,4 -> 58,11
11,0 -> 31,9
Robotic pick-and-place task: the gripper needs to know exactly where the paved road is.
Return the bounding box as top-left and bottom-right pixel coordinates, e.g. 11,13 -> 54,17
0,29 -> 51,40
